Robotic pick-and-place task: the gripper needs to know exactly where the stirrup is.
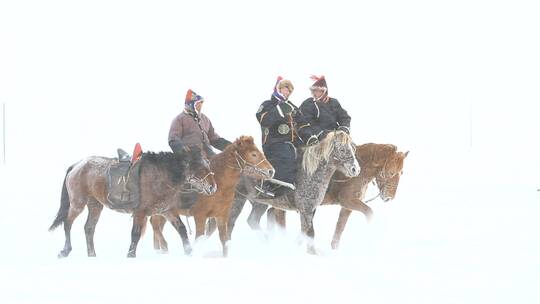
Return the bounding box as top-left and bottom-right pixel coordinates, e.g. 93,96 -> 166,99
254,185 -> 275,198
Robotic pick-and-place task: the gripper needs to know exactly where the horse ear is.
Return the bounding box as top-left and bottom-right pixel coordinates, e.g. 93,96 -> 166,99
237,135 -> 254,147
403,151 -> 409,158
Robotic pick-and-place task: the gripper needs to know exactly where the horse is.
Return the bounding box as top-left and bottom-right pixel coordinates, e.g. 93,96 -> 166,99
49,148 -> 217,258
152,131 -> 360,254
231,143 -> 408,249
149,135 -> 274,257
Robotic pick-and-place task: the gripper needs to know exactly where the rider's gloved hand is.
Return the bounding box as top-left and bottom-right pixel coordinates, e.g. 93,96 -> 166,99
306,135 -> 319,146
337,126 -> 350,134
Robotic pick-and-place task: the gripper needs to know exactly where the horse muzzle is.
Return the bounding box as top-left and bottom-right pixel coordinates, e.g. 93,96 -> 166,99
345,160 -> 361,177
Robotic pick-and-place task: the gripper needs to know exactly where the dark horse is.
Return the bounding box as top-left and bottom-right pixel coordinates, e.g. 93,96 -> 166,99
151,131 -> 360,254
49,148 -> 216,258
149,136 -> 274,257
228,143 -> 408,249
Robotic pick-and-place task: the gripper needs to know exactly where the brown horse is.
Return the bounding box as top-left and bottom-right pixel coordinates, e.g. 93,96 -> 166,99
239,143 -> 408,249
150,136 -> 274,257
324,143 -> 408,249
49,148 -> 217,258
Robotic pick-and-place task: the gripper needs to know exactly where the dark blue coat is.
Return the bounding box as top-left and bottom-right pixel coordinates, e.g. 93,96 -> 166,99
299,97 -> 351,137
256,96 -> 316,146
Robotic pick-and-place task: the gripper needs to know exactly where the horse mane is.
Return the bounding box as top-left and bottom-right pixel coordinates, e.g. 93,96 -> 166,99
302,131 -> 352,176
356,143 -> 397,168
141,151 -> 196,183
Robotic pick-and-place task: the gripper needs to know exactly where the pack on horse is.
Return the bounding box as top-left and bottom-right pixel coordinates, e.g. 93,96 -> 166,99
149,135 -> 274,257
231,143 -> 408,249
49,145 -> 217,258
152,131 -> 360,254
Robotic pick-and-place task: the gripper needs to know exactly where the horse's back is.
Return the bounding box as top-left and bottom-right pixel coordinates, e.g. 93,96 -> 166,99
66,156 -> 114,203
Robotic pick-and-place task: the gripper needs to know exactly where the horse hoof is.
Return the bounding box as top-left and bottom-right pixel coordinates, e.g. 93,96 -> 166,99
307,246 -> 319,255
184,246 -> 193,256
127,252 -> 136,258
57,250 -> 70,258
331,241 -> 339,250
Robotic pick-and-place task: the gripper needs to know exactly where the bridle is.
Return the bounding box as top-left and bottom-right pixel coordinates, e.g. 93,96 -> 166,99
332,143 -> 356,163
185,171 -> 215,193
228,150 -> 270,176
183,159 -> 215,194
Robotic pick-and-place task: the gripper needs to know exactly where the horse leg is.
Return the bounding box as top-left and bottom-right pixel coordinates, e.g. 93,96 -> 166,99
331,208 -> 353,250
300,208 -> 317,255
194,214 -> 207,241
226,194 -> 247,239
205,218 -> 217,237
247,201 -> 268,230
127,211 -> 147,258
216,216 -> 230,257
267,207 -> 276,231
58,203 -> 85,258
165,213 -> 192,256
150,215 -> 168,253
267,207 -> 286,231
341,198 -> 373,222
84,200 -> 103,257
274,209 -> 286,229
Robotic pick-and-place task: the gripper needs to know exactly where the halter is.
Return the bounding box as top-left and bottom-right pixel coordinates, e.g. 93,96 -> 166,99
183,170 -> 215,194
332,142 -> 356,163
228,150 -> 270,176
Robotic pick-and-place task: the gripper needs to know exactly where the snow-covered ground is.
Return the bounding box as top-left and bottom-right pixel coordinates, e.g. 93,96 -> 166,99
1,146 -> 539,304
2,0 -> 540,303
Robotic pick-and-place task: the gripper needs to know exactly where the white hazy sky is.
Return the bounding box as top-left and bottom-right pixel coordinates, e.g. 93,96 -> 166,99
1,0 -> 539,165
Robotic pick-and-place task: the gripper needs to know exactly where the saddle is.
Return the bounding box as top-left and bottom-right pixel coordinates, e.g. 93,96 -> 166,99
106,143 -> 143,212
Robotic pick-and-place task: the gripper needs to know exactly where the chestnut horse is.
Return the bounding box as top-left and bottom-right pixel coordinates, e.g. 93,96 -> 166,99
149,136 -> 274,257
228,143 -> 408,249
152,131 -> 360,254
49,148 -> 216,258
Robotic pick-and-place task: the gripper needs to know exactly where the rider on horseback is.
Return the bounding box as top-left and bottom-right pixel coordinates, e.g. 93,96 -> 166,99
255,77 -> 317,198
300,75 -> 351,141
169,89 -> 232,157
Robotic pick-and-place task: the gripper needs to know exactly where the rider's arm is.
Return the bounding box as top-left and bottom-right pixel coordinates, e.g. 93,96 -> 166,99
168,115 -> 185,153
333,99 -> 351,133
299,99 -> 323,143
256,101 -> 288,128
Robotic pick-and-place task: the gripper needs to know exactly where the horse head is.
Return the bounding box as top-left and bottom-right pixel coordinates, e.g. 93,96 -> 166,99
184,147 -> 217,195
230,136 -> 275,179
362,145 -> 409,202
303,130 -> 360,178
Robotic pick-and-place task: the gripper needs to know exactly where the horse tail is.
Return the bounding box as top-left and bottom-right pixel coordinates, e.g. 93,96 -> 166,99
49,164 -> 74,231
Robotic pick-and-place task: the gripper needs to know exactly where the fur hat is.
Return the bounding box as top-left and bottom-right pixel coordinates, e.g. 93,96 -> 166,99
185,89 -> 204,113
278,79 -> 294,92
310,75 -> 329,101
272,76 -> 294,103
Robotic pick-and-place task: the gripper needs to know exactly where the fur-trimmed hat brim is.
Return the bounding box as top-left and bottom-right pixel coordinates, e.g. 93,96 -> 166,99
277,79 -> 294,92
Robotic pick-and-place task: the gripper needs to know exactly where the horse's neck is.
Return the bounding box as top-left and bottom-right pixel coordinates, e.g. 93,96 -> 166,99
211,151 -> 242,189
299,159 -> 336,199
357,173 -> 375,199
